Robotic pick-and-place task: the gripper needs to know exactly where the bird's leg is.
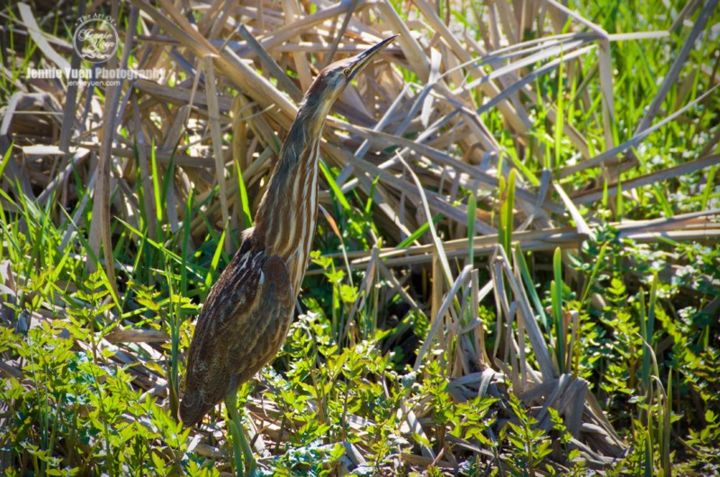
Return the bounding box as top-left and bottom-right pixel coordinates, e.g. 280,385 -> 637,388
225,387 -> 256,477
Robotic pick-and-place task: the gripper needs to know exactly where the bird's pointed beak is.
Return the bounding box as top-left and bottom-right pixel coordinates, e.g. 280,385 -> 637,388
346,34 -> 398,81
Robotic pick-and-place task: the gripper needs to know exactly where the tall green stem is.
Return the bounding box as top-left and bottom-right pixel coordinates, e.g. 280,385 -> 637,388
225,390 -> 256,477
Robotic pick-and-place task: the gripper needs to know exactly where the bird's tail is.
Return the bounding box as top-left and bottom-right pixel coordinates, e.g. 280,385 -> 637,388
179,389 -> 211,427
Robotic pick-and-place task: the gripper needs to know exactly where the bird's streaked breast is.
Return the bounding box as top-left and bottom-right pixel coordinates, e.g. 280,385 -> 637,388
258,133 -> 321,295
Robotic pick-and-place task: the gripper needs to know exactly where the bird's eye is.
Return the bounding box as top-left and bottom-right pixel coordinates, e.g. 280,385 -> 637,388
343,67 -> 352,77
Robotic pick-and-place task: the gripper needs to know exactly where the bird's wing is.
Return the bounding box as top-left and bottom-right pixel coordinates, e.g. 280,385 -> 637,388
179,243 -> 294,426
224,255 -> 295,384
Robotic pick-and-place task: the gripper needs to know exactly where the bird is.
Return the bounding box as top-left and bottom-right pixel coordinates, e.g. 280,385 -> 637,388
180,34 -> 398,427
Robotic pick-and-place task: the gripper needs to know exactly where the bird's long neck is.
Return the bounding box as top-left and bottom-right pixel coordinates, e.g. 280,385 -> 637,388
254,95 -> 330,294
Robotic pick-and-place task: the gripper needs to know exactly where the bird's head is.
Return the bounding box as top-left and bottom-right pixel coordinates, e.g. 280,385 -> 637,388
301,34 -> 398,117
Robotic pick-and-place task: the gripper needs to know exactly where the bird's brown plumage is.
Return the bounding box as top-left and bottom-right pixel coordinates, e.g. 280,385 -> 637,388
180,235 -> 294,425
180,35 -> 397,426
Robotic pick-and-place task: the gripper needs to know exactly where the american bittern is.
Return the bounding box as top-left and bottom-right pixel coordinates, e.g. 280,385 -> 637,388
180,35 -> 398,427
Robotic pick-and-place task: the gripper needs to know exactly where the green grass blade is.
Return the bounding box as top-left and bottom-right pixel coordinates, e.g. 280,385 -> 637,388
398,213 -> 442,249
552,247 -> 564,374
181,189 -> 194,296
580,242 -> 609,304
150,139 -> 163,226
638,287 -> 649,392
554,52 -> 564,171
364,175 -> 380,215
662,370 -> 672,476
117,217 -> 206,281
206,228 -> 226,288
701,165 -> 717,210
319,160 -> 351,212
498,175 -> 507,252
234,159 -> 253,229
0,142 -> 12,178
648,273 -> 657,345
516,245 -> 550,331
499,169 -> 517,255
